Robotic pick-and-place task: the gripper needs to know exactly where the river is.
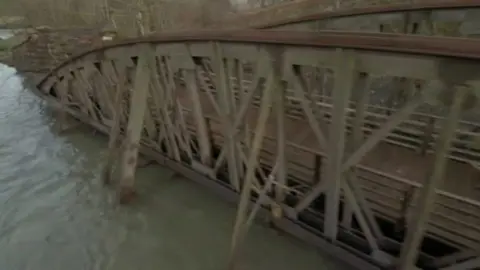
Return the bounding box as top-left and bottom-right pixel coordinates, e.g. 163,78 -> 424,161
0,31 -> 349,270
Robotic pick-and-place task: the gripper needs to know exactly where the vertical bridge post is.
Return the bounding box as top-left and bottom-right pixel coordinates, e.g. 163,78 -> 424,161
397,85 -> 468,270
323,49 -> 355,240
117,45 -> 153,204
228,47 -> 278,269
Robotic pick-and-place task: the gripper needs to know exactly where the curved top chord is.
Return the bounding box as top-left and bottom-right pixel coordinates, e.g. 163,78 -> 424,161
256,0 -> 480,29
37,30 -> 480,89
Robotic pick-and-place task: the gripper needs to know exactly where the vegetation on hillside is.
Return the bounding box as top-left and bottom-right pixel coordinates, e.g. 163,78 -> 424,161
1,0 -> 238,36
0,0 -> 425,36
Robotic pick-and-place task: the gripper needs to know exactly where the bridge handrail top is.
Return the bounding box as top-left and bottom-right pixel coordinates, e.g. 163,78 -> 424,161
37,29 -> 480,87
254,0 -> 480,29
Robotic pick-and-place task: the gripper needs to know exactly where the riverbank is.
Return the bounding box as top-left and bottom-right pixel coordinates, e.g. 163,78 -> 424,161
0,29 -> 29,67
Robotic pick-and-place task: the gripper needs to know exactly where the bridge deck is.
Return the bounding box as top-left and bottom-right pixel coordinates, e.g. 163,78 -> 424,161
182,90 -> 479,197
178,88 -> 480,250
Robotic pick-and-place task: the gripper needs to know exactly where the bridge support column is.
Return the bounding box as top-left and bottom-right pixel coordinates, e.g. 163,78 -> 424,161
117,47 -> 152,204
342,72 -> 371,231
274,78 -> 287,207
228,64 -> 276,269
396,85 -> 468,270
55,75 -> 73,132
102,61 -> 127,185
184,68 -> 212,167
213,45 -> 241,191
323,49 -> 355,241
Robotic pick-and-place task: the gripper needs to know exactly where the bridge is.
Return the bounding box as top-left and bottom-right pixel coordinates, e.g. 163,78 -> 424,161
12,1 -> 480,270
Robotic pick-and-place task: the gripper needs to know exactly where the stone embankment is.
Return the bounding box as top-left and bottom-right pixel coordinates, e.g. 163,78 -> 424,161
8,28 -> 106,72
0,27 -> 110,83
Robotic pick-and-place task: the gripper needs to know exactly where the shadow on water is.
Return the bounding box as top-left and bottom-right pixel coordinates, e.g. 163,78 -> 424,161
0,55 -> 350,269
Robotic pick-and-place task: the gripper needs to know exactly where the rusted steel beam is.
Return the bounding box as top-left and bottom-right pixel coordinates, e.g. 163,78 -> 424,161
117,45 -> 153,203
